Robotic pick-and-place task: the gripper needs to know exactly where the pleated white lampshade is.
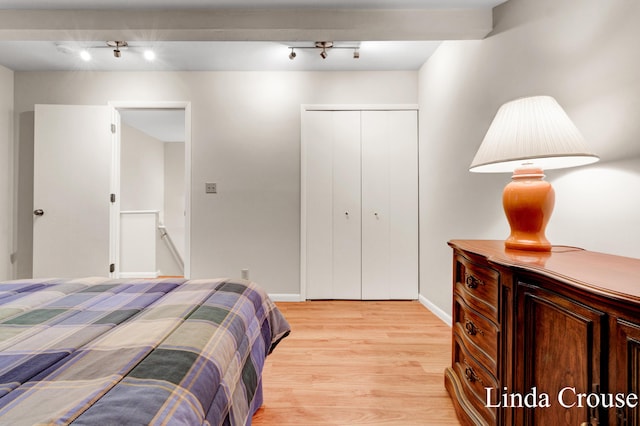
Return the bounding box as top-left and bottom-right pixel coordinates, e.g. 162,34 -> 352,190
469,96 -> 599,173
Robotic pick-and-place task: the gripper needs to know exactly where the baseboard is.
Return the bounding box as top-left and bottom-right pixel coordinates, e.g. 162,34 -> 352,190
268,293 -> 303,302
419,294 -> 452,327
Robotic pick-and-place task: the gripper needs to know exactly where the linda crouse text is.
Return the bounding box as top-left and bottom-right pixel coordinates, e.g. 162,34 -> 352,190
486,387 -> 639,409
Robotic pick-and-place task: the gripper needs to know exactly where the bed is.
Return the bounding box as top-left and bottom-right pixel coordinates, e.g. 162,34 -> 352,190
0,277 -> 290,425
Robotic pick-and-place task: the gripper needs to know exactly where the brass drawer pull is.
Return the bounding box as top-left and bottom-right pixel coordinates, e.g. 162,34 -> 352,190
465,319 -> 484,336
464,273 -> 484,289
464,367 -> 482,384
463,360 -> 483,385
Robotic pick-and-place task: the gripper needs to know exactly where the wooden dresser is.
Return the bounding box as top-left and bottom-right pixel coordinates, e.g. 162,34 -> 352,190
445,240 -> 640,426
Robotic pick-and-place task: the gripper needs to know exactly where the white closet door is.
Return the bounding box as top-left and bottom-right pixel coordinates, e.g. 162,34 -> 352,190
361,110 -> 418,299
331,112 -> 362,299
303,111 -> 361,299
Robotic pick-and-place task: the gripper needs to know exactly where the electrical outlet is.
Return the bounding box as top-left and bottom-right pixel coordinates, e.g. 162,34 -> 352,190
205,182 -> 217,194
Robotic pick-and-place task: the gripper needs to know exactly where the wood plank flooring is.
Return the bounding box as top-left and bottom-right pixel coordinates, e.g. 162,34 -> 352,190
253,300 -> 461,425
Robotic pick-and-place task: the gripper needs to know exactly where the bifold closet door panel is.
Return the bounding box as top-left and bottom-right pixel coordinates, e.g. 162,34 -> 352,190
361,110 -> 418,300
303,110 -> 361,299
331,111 -> 362,299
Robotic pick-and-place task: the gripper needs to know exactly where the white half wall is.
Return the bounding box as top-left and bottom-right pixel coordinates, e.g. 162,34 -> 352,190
418,0 -> 640,316
120,211 -> 159,278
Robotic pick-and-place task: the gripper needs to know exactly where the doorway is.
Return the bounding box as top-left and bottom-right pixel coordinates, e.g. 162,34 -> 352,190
116,104 -> 190,279
30,102 -> 191,279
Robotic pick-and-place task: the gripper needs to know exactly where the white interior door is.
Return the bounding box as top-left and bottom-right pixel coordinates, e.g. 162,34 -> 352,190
303,110 -> 361,299
361,110 -> 418,300
33,104 -> 114,278
330,111 -> 362,299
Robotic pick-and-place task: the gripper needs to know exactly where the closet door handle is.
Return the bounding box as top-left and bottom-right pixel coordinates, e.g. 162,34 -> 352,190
33,209 -> 44,216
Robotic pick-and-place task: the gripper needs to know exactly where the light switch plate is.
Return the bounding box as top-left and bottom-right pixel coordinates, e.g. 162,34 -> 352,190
205,182 -> 217,194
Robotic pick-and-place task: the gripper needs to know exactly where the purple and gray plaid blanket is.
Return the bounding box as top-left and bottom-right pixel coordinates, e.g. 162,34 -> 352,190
0,277 -> 290,425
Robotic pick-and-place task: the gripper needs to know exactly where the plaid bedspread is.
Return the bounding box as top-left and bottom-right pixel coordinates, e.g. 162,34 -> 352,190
0,277 -> 290,425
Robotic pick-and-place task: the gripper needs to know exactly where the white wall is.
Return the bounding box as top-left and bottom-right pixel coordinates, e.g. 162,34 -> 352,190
418,0 -> 640,317
14,71 -> 418,295
120,123 -> 165,212
164,142 -> 186,260
0,65 -> 13,280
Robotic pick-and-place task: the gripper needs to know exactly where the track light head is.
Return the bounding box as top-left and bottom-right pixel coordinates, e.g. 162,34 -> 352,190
143,50 -> 156,61
316,41 -> 332,59
289,48 -> 296,60
79,50 -> 91,62
107,41 -> 128,58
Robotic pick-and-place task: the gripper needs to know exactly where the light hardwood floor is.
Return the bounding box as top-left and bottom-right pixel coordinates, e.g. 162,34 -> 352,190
253,300 -> 462,425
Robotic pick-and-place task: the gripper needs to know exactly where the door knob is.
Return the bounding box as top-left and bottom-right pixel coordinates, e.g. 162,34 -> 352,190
33,209 -> 44,216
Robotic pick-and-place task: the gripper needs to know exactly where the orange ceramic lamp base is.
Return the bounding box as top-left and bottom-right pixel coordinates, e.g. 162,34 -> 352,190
502,167 -> 555,252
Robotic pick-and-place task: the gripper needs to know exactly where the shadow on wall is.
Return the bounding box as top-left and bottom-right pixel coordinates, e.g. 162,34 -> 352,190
547,156 -> 640,258
490,0 -> 632,42
16,111 -> 34,279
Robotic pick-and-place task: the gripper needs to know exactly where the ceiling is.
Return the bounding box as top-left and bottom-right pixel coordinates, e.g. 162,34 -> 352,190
0,0 -> 506,10
3,0 -> 508,140
0,0 -> 508,72
119,109 -> 186,143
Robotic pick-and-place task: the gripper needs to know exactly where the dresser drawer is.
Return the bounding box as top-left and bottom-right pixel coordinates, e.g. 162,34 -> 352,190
453,294 -> 498,369
452,333 -> 498,425
454,254 -> 499,322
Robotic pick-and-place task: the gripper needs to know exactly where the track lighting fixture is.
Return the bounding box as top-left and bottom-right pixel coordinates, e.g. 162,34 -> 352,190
58,41 -> 157,64
107,41 -> 128,58
286,41 -> 360,61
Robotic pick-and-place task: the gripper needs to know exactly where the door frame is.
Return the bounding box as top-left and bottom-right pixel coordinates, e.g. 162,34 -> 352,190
109,101 -> 192,279
300,104 -> 418,300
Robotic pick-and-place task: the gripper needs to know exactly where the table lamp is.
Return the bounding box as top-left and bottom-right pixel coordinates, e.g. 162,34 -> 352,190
469,96 -> 599,251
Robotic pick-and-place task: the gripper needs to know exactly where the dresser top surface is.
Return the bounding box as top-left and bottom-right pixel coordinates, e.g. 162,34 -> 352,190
449,239 -> 640,303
